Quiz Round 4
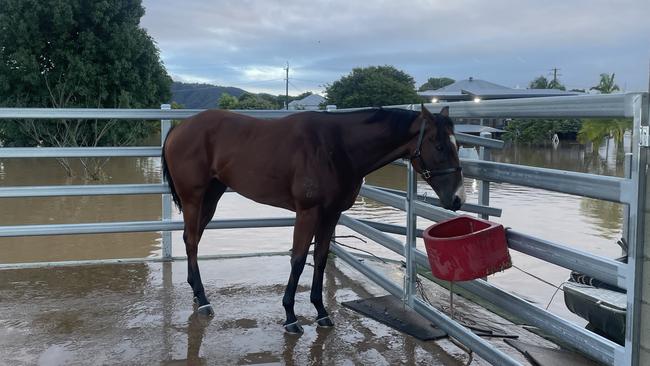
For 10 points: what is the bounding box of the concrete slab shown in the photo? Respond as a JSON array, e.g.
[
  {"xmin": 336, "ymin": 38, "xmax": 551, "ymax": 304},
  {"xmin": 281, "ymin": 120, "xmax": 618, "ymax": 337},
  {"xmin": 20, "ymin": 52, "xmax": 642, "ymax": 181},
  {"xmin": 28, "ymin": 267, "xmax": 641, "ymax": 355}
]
[
  {"xmin": 0, "ymin": 254, "xmax": 590, "ymax": 365},
  {"xmin": 0, "ymin": 255, "xmax": 467, "ymax": 365}
]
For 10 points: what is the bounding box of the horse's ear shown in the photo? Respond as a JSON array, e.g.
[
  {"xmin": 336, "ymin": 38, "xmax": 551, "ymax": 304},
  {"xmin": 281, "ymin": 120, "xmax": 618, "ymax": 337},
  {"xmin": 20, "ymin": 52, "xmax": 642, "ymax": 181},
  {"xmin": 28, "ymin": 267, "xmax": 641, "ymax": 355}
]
[
  {"xmin": 439, "ymin": 106, "xmax": 449, "ymax": 117},
  {"xmin": 420, "ymin": 103, "xmax": 433, "ymax": 118}
]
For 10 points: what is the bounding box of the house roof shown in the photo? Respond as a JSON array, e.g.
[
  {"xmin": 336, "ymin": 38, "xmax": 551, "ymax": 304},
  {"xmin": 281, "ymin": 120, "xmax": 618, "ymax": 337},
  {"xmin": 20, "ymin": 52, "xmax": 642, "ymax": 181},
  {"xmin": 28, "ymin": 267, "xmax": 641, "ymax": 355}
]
[
  {"xmin": 455, "ymin": 124, "xmax": 504, "ymax": 134},
  {"xmin": 288, "ymin": 94, "xmax": 325, "ymax": 107},
  {"xmin": 418, "ymin": 78, "xmax": 581, "ymax": 100}
]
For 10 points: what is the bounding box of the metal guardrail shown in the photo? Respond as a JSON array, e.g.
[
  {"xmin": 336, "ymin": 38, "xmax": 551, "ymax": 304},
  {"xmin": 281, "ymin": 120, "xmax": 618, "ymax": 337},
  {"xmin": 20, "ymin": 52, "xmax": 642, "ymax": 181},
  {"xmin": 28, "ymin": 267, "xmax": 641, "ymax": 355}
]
[
  {"xmin": 0, "ymin": 93, "xmax": 634, "ymax": 121},
  {"xmin": 461, "ymin": 159, "xmax": 628, "ymax": 203},
  {"xmin": 373, "ymin": 185, "xmax": 503, "ymax": 217},
  {"xmin": 0, "ymin": 218, "xmax": 295, "ymax": 237},
  {"xmin": 0, "ymin": 147, "xmax": 161, "ymax": 158},
  {"xmin": 0, "ymin": 93, "xmax": 646, "ymax": 365},
  {"xmin": 0, "ymin": 183, "xmax": 168, "ymax": 198}
]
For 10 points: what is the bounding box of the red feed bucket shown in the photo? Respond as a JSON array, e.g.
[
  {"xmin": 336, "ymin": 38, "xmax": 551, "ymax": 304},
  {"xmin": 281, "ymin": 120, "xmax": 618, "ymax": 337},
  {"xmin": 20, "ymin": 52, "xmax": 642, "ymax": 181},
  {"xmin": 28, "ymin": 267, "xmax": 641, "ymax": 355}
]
[{"xmin": 423, "ymin": 215, "xmax": 512, "ymax": 282}]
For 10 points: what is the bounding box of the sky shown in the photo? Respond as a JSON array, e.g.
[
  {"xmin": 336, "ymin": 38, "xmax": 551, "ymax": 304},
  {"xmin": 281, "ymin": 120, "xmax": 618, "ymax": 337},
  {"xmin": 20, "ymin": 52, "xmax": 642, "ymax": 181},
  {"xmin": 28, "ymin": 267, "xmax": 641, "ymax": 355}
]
[{"xmin": 141, "ymin": 0, "xmax": 650, "ymax": 96}]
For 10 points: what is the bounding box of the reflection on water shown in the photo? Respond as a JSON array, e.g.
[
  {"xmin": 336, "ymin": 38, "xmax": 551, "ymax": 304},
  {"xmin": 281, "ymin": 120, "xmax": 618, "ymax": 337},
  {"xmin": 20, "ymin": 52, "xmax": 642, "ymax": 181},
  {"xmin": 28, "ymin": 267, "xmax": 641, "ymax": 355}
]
[{"xmin": 0, "ymin": 141, "xmax": 625, "ymax": 322}]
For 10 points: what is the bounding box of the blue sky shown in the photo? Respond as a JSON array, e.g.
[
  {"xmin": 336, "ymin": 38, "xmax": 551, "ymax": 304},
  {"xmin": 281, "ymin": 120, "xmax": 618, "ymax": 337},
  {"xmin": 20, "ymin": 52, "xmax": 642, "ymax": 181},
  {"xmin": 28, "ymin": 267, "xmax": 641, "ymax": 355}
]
[{"xmin": 141, "ymin": 0, "xmax": 650, "ymax": 95}]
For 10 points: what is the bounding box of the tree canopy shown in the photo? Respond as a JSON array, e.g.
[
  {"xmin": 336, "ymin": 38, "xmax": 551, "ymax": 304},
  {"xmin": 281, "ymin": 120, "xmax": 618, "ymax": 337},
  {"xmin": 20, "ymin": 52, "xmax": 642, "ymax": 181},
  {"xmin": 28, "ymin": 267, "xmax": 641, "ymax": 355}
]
[
  {"xmin": 590, "ymin": 73, "xmax": 620, "ymax": 94},
  {"xmin": 217, "ymin": 91, "xmax": 314, "ymax": 110},
  {"xmin": 324, "ymin": 65, "xmax": 419, "ymax": 108},
  {"xmin": 0, "ymin": 0, "xmax": 172, "ymax": 178},
  {"xmin": 418, "ymin": 77, "xmax": 455, "ymax": 91},
  {"xmin": 528, "ymin": 75, "xmax": 565, "ymax": 90},
  {"xmin": 503, "ymin": 119, "xmax": 581, "ymax": 144},
  {"xmin": 579, "ymin": 72, "xmax": 628, "ymax": 155}
]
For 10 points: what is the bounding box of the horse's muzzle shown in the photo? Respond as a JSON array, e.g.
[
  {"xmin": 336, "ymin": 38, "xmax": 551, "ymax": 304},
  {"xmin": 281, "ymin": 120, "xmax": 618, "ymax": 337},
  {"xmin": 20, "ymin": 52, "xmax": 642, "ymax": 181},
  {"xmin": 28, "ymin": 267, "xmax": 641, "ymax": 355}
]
[{"xmin": 450, "ymin": 195, "xmax": 463, "ymax": 211}]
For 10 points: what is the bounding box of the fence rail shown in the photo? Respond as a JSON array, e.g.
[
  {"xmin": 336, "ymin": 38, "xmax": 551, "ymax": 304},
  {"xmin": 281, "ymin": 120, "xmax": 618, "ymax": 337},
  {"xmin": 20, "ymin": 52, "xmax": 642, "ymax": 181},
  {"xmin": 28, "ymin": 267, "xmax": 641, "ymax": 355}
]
[{"xmin": 462, "ymin": 159, "xmax": 628, "ymax": 203}]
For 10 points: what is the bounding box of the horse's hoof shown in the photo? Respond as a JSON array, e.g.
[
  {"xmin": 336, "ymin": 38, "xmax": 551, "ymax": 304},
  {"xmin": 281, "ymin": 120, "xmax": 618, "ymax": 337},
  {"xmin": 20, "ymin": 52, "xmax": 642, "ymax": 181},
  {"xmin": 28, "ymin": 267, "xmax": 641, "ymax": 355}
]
[
  {"xmin": 197, "ymin": 304, "xmax": 214, "ymax": 317},
  {"xmin": 284, "ymin": 321, "xmax": 304, "ymax": 334},
  {"xmin": 316, "ymin": 316, "xmax": 334, "ymax": 328}
]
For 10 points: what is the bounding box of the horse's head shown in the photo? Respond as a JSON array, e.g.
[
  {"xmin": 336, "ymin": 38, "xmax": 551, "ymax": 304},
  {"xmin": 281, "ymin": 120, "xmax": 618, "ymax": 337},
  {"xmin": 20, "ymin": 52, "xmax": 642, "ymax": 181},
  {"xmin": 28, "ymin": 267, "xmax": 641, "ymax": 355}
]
[{"xmin": 410, "ymin": 105, "xmax": 465, "ymax": 211}]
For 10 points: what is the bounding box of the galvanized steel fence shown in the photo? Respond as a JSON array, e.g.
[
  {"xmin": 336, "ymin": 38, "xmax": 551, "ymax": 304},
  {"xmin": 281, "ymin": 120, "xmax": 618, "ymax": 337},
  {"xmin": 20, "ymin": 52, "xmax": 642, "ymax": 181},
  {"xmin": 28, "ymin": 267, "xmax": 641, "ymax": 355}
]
[{"xmin": 0, "ymin": 92, "xmax": 647, "ymax": 365}]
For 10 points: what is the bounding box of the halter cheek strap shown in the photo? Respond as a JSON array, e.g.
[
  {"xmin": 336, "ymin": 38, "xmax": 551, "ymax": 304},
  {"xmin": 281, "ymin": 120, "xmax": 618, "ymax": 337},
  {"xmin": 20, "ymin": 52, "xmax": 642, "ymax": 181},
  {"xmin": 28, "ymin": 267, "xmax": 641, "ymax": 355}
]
[{"xmin": 410, "ymin": 117, "xmax": 462, "ymax": 180}]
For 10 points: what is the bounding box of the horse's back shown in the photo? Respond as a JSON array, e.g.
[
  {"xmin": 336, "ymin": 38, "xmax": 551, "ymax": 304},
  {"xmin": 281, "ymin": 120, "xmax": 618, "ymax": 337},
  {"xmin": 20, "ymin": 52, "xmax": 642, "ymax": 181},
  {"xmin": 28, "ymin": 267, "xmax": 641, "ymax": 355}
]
[{"xmin": 164, "ymin": 109, "xmax": 359, "ymax": 211}]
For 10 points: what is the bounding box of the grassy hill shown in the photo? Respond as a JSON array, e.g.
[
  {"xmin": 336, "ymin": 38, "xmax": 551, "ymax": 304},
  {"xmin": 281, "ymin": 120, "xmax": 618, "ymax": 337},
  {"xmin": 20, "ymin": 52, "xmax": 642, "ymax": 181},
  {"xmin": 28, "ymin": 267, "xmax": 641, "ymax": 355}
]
[{"xmin": 170, "ymin": 82, "xmax": 248, "ymax": 109}]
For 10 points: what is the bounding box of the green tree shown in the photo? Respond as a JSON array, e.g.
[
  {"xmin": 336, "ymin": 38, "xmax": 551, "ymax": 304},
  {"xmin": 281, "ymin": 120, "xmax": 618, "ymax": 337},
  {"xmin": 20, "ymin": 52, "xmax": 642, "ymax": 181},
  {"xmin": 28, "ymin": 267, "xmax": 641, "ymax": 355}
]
[
  {"xmin": 579, "ymin": 73, "xmax": 628, "ymax": 155},
  {"xmin": 548, "ymin": 79, "xmax": 566, "ymax": 91},
  {"xmin": 218, "ymin": 93, "xmax": 239, "ymax": 109},
  {"xmin": 418, "ymin": 77, "xmax": 455, "ymax": 91},
  {"xmin": 529, "ymin": 76, "xmax": 550, "ymax": 89},
  {"xmin": 237, "ymin": 93, "xmax": 276, "ymax": 110},
  {"xmin": 504, "ymin": 119, "xmax": 581, "ymax": 144},
  {"xmin": 529, "ymin": 75, "xmax": 565, "ymax": 90},
  {"xmin": 325, "ymin": 65, "xmax": 419, "ymax": 108},
  {"xmin": 590, "ymin": 73, "xmax": 620, "ymax": 94},
  {"xmin": 0, "ymin": 0, "xmax": 171, "ymax": 179}
]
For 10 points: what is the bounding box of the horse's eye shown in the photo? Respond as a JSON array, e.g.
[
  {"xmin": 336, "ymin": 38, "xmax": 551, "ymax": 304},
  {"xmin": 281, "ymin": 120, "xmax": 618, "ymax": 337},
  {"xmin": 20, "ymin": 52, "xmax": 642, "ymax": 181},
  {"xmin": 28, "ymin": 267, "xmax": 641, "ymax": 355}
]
[{"xmin": 435, "ymin": 144, "xmax": 444, "ymax": 152}]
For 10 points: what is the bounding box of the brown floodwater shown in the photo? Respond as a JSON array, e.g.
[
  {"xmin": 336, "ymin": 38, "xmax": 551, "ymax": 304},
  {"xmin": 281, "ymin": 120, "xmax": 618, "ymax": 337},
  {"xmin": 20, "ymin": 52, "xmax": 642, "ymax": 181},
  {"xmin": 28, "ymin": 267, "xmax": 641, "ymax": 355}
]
[{"xmin": 0, "ymin": 140, "xmax": 626, "ymax": 323}]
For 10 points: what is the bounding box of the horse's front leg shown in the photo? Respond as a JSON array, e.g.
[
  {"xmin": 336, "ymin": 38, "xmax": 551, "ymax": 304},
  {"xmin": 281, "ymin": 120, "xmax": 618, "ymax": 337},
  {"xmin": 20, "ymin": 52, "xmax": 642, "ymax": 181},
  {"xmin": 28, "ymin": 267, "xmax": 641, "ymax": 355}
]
[
  {"xmin": 282, "ymin": 207, "xmax": 319, "ymax": 334},
  {"xmin": 310, "ymin": 212, "xmax": 340, "ymax": 328}
]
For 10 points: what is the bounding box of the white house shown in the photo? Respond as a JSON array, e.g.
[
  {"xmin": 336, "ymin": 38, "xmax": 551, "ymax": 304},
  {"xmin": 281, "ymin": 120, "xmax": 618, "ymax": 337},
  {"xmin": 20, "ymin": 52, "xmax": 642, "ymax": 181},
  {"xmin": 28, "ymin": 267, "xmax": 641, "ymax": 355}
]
[{"xmin": 288, "ymin": 94, "xmax": 326, "ymax": 110}]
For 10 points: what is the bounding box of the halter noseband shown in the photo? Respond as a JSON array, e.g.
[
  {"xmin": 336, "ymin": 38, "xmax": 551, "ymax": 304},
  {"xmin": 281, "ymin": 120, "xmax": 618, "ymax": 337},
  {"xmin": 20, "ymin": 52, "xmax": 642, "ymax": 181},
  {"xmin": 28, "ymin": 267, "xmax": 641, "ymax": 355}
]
[{"xmin": 410, "ymin": 116, "xmax": 462, "ymax": 180}]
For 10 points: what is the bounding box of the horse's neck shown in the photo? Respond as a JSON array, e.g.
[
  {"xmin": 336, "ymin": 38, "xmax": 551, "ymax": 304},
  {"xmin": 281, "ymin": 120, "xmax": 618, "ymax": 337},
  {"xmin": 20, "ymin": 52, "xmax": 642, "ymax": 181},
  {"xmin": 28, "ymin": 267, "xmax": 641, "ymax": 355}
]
[{"xmin": 344, "ymin": 116, "xmax": 418, "ymax": 177}]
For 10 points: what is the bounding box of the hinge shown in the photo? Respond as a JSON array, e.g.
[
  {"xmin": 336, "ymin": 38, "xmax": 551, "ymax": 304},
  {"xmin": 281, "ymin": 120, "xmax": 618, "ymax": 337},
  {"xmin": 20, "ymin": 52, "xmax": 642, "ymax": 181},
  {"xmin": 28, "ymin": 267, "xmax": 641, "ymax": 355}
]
[{"xmin": 640, "ymin": 126, "xmax": 650, "ymax": 147}]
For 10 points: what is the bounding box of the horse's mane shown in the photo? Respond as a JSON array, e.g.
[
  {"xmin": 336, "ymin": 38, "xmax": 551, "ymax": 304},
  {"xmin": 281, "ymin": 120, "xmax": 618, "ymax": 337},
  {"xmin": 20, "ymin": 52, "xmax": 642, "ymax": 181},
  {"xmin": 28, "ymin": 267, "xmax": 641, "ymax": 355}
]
[
  {"xmin": 325, "ymin": 108, "xmax": 418, "ymax": 136},
  {"xmin": 323, "ymin": 107, "xmax": 453, "ymax": 138}
]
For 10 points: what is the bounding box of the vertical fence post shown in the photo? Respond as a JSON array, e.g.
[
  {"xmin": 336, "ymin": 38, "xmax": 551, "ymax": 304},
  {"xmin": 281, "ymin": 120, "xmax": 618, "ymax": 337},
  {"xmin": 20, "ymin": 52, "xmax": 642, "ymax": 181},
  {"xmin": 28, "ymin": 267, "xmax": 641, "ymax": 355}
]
[
  {"xmin": 404, "ymin": 161, "xmax": 417, "ymax": 308},
  {"xmin": 622, "ymin": 152, "xmax": 632, "ymax": 251},
  {"xmin": 624, "ymin": 92, "xmax": 649, "ymax": 366},
  {"xmin": 160, "ymin": 104, "xmax": 172, "ymax": 260},
  {"xmin": 478, "ymin": 131, "xmax": 491, "ymax": 220}
]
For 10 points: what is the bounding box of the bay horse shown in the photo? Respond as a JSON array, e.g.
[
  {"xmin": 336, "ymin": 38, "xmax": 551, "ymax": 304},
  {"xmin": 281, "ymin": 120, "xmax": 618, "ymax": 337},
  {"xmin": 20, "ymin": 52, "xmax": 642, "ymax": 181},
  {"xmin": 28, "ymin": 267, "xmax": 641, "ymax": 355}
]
[{"xmin": 161, "ymin": 104, "xmax": 465, "ymax": 334}]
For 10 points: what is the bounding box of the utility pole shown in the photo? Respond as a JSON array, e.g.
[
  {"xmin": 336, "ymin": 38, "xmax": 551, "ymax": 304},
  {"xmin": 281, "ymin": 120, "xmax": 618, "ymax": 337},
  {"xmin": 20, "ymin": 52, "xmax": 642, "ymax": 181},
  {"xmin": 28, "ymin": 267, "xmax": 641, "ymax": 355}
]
[
  {"xmin": 285, "ymin": 62, "xmax": 289, "ymax": 110},
  {"xmin": 549, "ymin": 67, "xmax": 561, "ymax": 88}
]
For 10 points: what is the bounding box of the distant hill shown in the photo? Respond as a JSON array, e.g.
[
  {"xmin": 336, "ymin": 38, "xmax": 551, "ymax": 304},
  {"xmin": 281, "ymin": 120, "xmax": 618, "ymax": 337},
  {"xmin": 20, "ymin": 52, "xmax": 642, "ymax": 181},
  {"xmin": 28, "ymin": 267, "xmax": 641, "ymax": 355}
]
[{"xmin": 170, "ymin": 82, "xmax": 248, "ymax": 109}]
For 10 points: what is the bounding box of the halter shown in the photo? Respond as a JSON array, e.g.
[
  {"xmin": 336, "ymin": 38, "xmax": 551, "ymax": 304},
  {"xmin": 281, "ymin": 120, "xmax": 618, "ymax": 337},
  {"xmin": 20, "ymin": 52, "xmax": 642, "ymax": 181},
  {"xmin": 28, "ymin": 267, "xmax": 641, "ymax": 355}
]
[{"xmin": 410, "ymin": 117, "xmax": 462, "ymax": 180}]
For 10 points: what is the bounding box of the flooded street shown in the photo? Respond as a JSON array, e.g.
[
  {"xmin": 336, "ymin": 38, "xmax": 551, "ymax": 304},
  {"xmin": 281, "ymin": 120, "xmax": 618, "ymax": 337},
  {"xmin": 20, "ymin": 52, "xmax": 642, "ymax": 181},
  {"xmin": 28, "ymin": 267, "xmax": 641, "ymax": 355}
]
[{"xmin": 0, "ymin": 140, "xmax": 626, "ymax": 323}]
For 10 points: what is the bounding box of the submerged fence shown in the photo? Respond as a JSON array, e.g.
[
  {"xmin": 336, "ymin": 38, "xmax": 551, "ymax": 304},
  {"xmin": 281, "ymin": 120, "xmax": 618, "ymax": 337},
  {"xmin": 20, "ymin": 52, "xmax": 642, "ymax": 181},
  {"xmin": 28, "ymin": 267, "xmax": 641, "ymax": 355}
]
[{"xmin": 0, "ymin": 92, "xmax": 648, "ymax": 365}]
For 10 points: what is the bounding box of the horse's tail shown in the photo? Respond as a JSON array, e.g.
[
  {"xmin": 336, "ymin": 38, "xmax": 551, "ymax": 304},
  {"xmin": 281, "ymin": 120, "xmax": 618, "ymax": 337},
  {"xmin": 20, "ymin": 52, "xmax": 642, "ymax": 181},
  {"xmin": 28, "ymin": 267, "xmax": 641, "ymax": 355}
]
[{"xmin": 161, "ymin": 126, "xmax": 183, "ymax": 212}]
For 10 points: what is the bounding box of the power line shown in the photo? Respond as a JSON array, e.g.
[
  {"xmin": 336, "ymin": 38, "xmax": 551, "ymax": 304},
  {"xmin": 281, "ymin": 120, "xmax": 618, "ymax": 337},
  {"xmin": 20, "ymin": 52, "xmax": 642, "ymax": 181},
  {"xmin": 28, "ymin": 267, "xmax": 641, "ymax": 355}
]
[
  {"xmin": 288, "ymin": 80, "xmax": 304, "ymax": 94},
  {"xmin": 284, "ymin": 62, "xmax": 289, "ymax": 110}
]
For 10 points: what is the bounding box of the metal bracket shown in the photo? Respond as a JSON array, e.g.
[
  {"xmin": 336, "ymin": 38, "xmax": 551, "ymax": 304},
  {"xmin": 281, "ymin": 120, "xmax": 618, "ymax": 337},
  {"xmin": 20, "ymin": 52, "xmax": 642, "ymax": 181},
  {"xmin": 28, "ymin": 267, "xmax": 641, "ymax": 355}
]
[{"xmin": 640, "ymin": 126, "xmax": 650, "ymax": 147}]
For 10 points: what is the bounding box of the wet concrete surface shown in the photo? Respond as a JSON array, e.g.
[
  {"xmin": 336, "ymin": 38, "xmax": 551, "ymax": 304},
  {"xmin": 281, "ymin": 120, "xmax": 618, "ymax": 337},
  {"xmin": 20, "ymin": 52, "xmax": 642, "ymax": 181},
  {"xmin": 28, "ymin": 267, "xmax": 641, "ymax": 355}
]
[
  {"xmin": 0, "ymin": 254, "xmax": 586, "ymax": 365},
  {"xmin": 0, "ymin": 255, "xmax": 475, "ymax": 365}
]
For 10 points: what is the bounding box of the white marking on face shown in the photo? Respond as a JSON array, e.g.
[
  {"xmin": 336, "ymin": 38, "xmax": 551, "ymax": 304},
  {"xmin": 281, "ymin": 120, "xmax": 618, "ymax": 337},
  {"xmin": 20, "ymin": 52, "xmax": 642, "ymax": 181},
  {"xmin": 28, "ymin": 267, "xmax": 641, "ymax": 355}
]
[
  {"xmin": 455, "ymin": 174, "xmax": 466, "ymax": 204},
  {"xmin": 449, "ymin": 134, "xmax": 457, "ymax": 148}
]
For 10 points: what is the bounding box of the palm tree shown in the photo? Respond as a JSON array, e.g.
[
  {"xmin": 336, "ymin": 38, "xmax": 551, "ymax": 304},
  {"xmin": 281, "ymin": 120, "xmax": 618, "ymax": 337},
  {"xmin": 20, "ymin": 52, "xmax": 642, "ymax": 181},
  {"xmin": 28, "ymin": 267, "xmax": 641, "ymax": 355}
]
[
  {"xmin": 579, "ymin": 73, "xmax": 628, "ymax": 158},
  {"xmin": 578, "ymin": 119, "xmax": 631, "ymax": 151},
  {"xmin": 590, "ymin": 73, "xmax": 620, "ymax": 94}
]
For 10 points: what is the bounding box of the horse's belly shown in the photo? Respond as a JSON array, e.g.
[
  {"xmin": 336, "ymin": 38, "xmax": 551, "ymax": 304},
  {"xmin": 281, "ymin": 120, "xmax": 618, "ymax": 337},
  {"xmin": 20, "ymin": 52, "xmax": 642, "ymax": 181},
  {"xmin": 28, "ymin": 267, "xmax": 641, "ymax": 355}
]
[{"xmin": 227, "ymin": 180, "xmax": 296, "ymax": 212}]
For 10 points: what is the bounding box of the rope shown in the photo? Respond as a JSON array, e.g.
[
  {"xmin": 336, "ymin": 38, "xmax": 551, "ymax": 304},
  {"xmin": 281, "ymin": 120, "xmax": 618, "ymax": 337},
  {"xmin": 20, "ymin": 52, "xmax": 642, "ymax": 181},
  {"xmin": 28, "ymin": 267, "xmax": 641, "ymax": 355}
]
[
  {"xmin": 311, "ymin": 235, "xmax": 389, "ymax": 264},
  {"xmin": 510, "ymin": 264, "xmax": 567, "ymax": 310}
]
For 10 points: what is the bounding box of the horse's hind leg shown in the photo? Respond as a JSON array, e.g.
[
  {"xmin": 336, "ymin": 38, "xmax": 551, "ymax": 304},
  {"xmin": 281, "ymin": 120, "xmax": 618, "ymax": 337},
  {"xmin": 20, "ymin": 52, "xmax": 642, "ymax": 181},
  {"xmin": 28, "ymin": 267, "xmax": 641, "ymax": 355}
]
[
  {"xmin": 282, "ymin": 207, "xmax": 319, "ymax": 334},
  {"xmin": 310, "ymin": 211, "xmax": 340, "ymax": 327},
  {"xmin": 184, "ymin": 180, "xmax": 227, "ymax": 316}
]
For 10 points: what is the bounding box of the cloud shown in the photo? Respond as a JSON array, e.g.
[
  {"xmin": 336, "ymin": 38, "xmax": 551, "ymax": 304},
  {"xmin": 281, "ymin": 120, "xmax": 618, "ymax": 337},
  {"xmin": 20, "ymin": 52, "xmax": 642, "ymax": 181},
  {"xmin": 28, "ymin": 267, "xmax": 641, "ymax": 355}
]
[{"xmin": 142, "ymin": 0, "xmax": 650, "ymax": 94}]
